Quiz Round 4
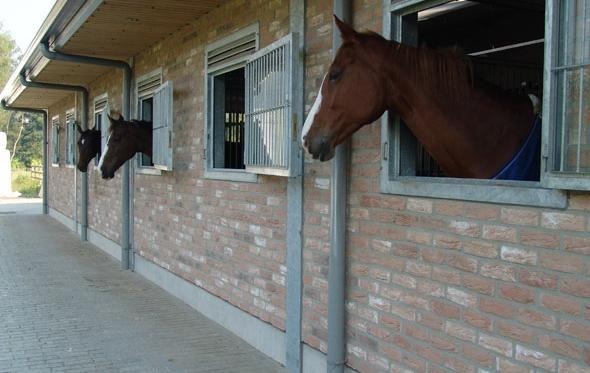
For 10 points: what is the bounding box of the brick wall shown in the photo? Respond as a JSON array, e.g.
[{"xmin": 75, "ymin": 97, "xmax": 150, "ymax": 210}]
[
  {"xmin": 47, "ymin": 94, "xmax": 78, "ymax": 219},
  {"xmin": 131, "ymin": 0, "xmax": 291, "ymax": 329},
  {"xmin": 43, "ymin": 0, "xmax": 590, "ymax": 372},
  {"xmin": 301, "ymin": 1, "xmax": 590, "ymax": 372}
]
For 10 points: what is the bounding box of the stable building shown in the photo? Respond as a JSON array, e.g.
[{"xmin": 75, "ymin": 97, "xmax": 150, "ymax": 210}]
[{"xmin": 1, "ymin": 0, "xmax": 589, "ymax": 372}]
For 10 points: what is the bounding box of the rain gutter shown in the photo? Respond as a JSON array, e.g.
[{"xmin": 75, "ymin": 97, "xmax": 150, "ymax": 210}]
[
  {"xmin": 0, "ymin": 100, "xmax": 48, "ymax": 215},
  {"xmin": 39, "ymin": 40, "xmax": 133, "ymax": 270},
  {"xmin": 327, "ymin": 0, "xmax": 352, "ymax": 372}
]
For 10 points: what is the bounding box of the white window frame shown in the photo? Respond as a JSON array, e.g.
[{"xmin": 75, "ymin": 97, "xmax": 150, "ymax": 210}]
[
  {"xmin": 135, "ymin": 68, "xmax": 162, "ymax": 176},
  {"xmin": 380, "ymin": 0, "xmax": 566, "ymax": 208},
  {"xmin": 93, "ymin": 93, "xmax": 108, "ymax": 170},
  {"xmin": 51, "ymin": 115, "xmax": 60, "ymax": 167},
  {"xmin": 65, "ymin": 108, "xmax": 76, "ymax": 167},
  {"xmin": 204, "ymin": 23, "xmax": 259, "ymax": 183}
]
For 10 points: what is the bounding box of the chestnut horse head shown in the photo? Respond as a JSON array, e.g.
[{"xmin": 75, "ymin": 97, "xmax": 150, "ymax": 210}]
[
  {"xmin": 302, "ymin": 16, "xmax": 538, "ymax": 180},
  {"xmin": 98, "ymin": 113, "xmax": 152, "ymax": 179},
  {"xmin": 76, "ymin": 125, "xmax": 101, "ymax": 172}
]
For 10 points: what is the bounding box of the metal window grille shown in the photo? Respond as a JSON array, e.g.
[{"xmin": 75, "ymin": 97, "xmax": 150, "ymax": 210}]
[
  {"xmin": 51, "ymin": 116, "xmax": 60, "ymax": 165},
  {"xmin": 136, "ymin": 71, "xmax": 161, "ymax": 168},
  {"xmin": 65, "ymin": 111, "xmax": 75, "ymax": 165},
  {"xmin": 552, "ymin": 0, "xmax": 590, "ymax": 174},
  {"xmin": 153, "ymin": 81, "xmax": 173, "ymax": 171},
  {"xmin": 244, "ymin": 33, "xmax": 296, "ymax": 176}
]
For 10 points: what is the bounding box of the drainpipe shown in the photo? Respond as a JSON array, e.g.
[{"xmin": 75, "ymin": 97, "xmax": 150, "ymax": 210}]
[
  {"xmin": 18, "ymin": 71, "xmax": 88, "ymax": 239},
  {"xmin": 0, "ymin": 99, "xmax": 48, "ymax": 214},
  {"xmin": 327, "ymin": 1, "xmax": 351, "ymax": 372},
  {"xmin": 39, "ymin": 41, "xmax": 132, "ymax": 270}
]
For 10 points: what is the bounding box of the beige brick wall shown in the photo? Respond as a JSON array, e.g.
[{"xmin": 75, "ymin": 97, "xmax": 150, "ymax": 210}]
[
  {"xmin": 44, "ymin": 0, "xmax": 590, "ymax": 372},
  {"xmin": 47, "ymin": 94, "xmax": 78, "ymax": 219}
]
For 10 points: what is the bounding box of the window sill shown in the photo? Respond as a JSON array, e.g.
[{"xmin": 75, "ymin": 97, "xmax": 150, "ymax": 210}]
[
  {"xmin": 51, "ymin": 163, "xmax": 59, "ymax": 168},
  {"xmin": 65, "ymin": 164, "xmax": 75, "ymax": 169},
  {"xmin": 380, "ymin": 176, "xmax": 567, "ymax": 209},
  {"xmin": 135, "ymin": 167, "xmax": 162, "ymax": 176},
  {"xmin": 204, "ymin": 169, "xmax": 258, "ymax": 183}
]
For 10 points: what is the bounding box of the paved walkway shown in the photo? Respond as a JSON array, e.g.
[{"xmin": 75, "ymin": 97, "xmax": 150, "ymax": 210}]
[
  {"xmin": 0, "ymin": 198, "xmax": 42, "ymax": 215},
  {"xmin": 0, "ymin": 214, "xmax": 284, "ymax": 373}
]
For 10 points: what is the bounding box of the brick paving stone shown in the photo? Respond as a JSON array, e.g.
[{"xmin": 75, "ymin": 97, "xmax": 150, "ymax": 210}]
[{"xmin": 0, "ymin": 215, "xmax": 284, "ymax": 373}]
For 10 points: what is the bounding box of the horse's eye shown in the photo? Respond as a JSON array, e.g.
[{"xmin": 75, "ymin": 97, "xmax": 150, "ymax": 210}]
[{"xmin": 328, "ymin": 69, "xmax": 342, "ymax": 81}]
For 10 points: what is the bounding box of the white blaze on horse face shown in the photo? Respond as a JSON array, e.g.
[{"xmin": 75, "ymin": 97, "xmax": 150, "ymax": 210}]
[
  {"xmin": 301, "ymin": 75, "xmax": 326, "ymax": 148},
  {"xmin": 97, "ymin": 134, "xmax": 110, "ymax": 169},
  {"xmin": 81, "ymin": 139, "xmax": 86, "ymax": 145}
]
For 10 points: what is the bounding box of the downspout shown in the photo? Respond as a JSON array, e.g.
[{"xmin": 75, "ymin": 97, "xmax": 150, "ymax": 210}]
[
  {"xmin": 0, "ymin": 99, "xmax": 48, "ymax": 214},
  {"xmin": 18, "ymin": 71, "xmax": 88, "ymax": 239},
  {"xmin": 327, "ymin": 1, "xmax": 351, "ymax": 372},
  {"xmin": 39, "ymin": 41, "xmax": 132, "ymax": 270}
]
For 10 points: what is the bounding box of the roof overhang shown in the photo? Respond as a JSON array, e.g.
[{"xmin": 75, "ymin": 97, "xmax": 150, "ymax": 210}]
[{"xmin": 2, "ymin": 0, "xmax": 226, "ymax": 109}]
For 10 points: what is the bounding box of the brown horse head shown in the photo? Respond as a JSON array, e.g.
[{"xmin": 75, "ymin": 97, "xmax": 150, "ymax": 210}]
[
  {"xmin": 99, "ymin": 113, "xmax": 152, "ymax": 179},
  {"xmin": 76, "ymin": 125, "xmax": 101, "ymax": 172},
  {"xmin": 302, "ymin": 16, "xmax": 388, "ymax": 161}
]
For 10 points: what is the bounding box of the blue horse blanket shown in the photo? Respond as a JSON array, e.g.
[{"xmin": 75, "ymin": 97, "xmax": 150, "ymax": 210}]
[{"xmin": 493, "ymin": 115, "xmax": 541, "ymax": 181}]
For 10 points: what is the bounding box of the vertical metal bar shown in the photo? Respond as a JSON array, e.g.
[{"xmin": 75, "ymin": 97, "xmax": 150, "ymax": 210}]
[{"xmin": 576, "ymin": 0, "xmax": 587, "ymax": 172}]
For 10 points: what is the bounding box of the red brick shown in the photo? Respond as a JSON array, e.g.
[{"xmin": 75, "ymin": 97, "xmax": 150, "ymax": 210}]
[
  {"xmin": 379, "ymin": 314, "xmax": 401, "ymax": 332},
  {"xmin": 447, "ymin": 287, "xmax": 477, "ymax": 307},
  {"xmin": 540, "ymin": 251, "xmax": 585, "ymax": 273},
  {"xmin": 445, "ymin": 321, "xmax": 476, "ymax": 342},
  {"xmin": 499, "ymin": 284, "xmax": 535, "ymax": 303},
  {"xmin": 561, "ymin": 278, "xmax": 590, "ymax": 298},
  {"xmin": 539, "ymin": 335, "xmax": 582, "ymax": 360},
  {"xmin": 420, "ymin": 247, "xmax": 446, "ymax": 264},
  {"xmin": 449, "ymin": 220, "xmax": 480, "ymax": 237},
  {"xmin": 430, "ymin": 333, "xmax": 456, "ymax": 352},
  {"xmin": 462, "ymin": 344, "xmax": 494, "ymax": 367},
  {"xmin": 563, "ymin": 235, "xmax": 590, "ymax": 255},
  {"xmin": 497, "ymin": 358, "xmax": 531, "ymax": 373},
  {"xmin": 416, "ymin": 280, "xmax": 445, "ymax": 298},
  {"xmin": 483, "ymin": 224, "xmax": 517, "ymax": 242},
  {"xmin": 480, "ymin": 263, "xmax": 516, "ymax": 281},
  {"xmin": 415, "ymin": 345, "xmax": 444, "ymax": 365},
  {"xmin": 462, "ymin": 274, "xmax": 495, "ymax": 295},
  {"xmin": 406, "ymin": 230, "xmax": 432, "ymax": 245},
  {"xmin": 464, "ymin": 204, "xmax": 499, "ymax": 220},
  {"xmin": 519, "ymin": 269, "xmax": 558, "ymax": 289},
  {"xmin": 541, "ymin": 212, "xmax": 586, "ymax": 231},
  {"xmin": 541, "ymin": 294, "xmax": 581, "ymax": 316},
  {"xmin": 431, "ymin": 300, "xmax": 461, "ymax": 319},
  {"xmin": 500, "ymin": 207, "xmax": 539, "ymax": 225},
  {"xmin": 444, "ymin": 355, "xmax": 475, "ymax": 372},
  {"xmin": 433, "ymin": 234, "xmax": 461, "ymax": 250},
  {"xmin": 432, "ymin": 266, "xmax": 461, "ymax": 285},
  {"xmin": 497, "ymin": 321, "xmax": 535, "ymax": 343},
  {"xmin": 446, "ymin": 253, "xmax": 478, "ymax": 273},
  {"xmin": 515, "ymin": 345, "xmax": 556, "ymax": 371},
  {"xmin": 516, "ymin": 308, "xmax": 557, "ymax": 330},
  {"xmin": 480, "ymin": 297, "xmax": 516, "ymax": 318},
  {"xmin": 434, "ymin": 200, "xmax": 464, "ymax": 216},
  {"xmin": 406, "ymin": 198, "xmax": 433, "ymax": 213},
  {"xmin": 500, "ymin": 246, "xmax": 537, "ymax": 265},
  {"xmin": 463, "ymin": 309, "xmax": 492, "ymax": 331},
  {"xmin": 417, "ymin": 312, "xmax": 444, "ymax": 331},
  {"xmin": 479, "ymin": 333, "xmax": 513, "ymax": 357},
  {"xmin": 463, "ymin": 239, "xmax": 498, "ymax": 258},
  {"xmin": 519, "ymin": 229, "xmax": 560, "ymax": 249},
  {"xmin": 561, "ymin": 320, "xmax": 590, "ymax": 342},
  {"xmin": 405, "ymin": 260, "xmax": 431, "ymax": 278}
]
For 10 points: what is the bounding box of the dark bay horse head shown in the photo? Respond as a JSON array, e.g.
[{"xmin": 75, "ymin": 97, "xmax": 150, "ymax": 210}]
[
  {"xmin": 302, "ymin": 16, "xmax": 537, "ymax": 180},
  {"xmin": 302, "ymin": 16, "xmax": 388, "ymax": 161},
  {"xmin": 98, "ymin": 113, "xmax": 152, "ymax": 179},
  {"xmin": 76, "ymin": 125, "xmax": 101, "ymax": 172}
]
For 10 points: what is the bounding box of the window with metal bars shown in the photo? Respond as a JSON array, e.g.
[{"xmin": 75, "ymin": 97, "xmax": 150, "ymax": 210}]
[
  {"xmin": 205, "ymin": 25, "xmax": 257, "ymax": 177},
  {"xmin": 136, "ymin": 70, "xmax": 162, "ymax": 168},
  {"xmin": 65, "ymin": 110, "xmax": 76, "ymax": 165},
  {"xmin": 51, "ymin": 115, "xmax": 60, "ymax": 165}
]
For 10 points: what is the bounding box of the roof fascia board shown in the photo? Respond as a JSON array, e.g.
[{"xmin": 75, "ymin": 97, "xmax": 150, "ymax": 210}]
[{"xmin": 53, "ymin": 0, "xmax": 104, "ymax": 49}]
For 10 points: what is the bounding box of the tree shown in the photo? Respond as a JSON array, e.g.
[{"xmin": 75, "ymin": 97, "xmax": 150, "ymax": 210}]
[{"xmin": 0, "ymin": 23, "xmax": 43, "ymax": 168}]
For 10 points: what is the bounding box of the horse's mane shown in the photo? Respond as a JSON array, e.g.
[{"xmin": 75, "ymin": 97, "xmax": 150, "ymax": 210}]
[
  {"xmin": 109, "ymin": 119, "xmax": 152, "ymax": 133},
  {"xmin": 359, "ymin": 31, "xmax": 474, "ymax": 100}
]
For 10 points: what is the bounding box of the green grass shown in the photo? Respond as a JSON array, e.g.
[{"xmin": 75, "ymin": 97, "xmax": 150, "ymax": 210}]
[{"xmin": 11, "ymin": 171, "xmax": 41, "ymax": 198}]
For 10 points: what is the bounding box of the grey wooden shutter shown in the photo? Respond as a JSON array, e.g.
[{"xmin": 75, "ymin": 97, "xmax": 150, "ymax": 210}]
[
  {"xmin": 51, "ymin": 117, "xmax": 60, "ymax": 165},
  {"xmin": 101, "ymin": 107, "xmax": 108, "ymax": 154},
  {"xmin": 244, "ymin": 33, "xmax": 298, "ymax": 177},
  {"xmin": 152, "ymin": 81, "xmax": 173, "ymax": 171}
]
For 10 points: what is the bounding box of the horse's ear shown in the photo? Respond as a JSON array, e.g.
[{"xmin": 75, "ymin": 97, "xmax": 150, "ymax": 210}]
[
  {"xmin": 334, "ymin": 15, "xmax": 358, "ymax": 43},
  {"xmin": 76, "ymin": 124, "xmax": 84, "ymax": 134}
]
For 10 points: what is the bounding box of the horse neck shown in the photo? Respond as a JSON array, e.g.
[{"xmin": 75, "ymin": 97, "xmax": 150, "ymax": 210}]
[
  {"xmin": 379, "ymin": 42, "xmax": 535, "ymax": 178},
  {"xmin": 134, "ymin": 124, "xmax": 152, "ymax": 157}
]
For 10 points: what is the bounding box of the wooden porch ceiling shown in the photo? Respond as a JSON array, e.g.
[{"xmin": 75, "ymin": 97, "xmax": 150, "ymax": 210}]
[{"xmin": 12, "ymin": 0, "xmax": 226, "ymax": 108}]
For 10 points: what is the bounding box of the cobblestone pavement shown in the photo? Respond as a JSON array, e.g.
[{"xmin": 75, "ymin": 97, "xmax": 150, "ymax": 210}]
[{"xmin": 0, "ymin": 215, "xmax": 284, "ymax": 373}]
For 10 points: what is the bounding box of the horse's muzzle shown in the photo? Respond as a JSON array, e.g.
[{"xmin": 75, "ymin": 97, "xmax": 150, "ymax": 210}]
[
  {"xmin": 305, "ymin": 135, "xmax": 334, "ymax": 162},
  {"xmin": 101, "ymin": 169, "xmax": 115, "ymax": 179}
]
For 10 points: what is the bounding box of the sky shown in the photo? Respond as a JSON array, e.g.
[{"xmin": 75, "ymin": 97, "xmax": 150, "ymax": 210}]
[{"xmin": 0, "ymin": 0, "xmax": 56, "ymax": 52}]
